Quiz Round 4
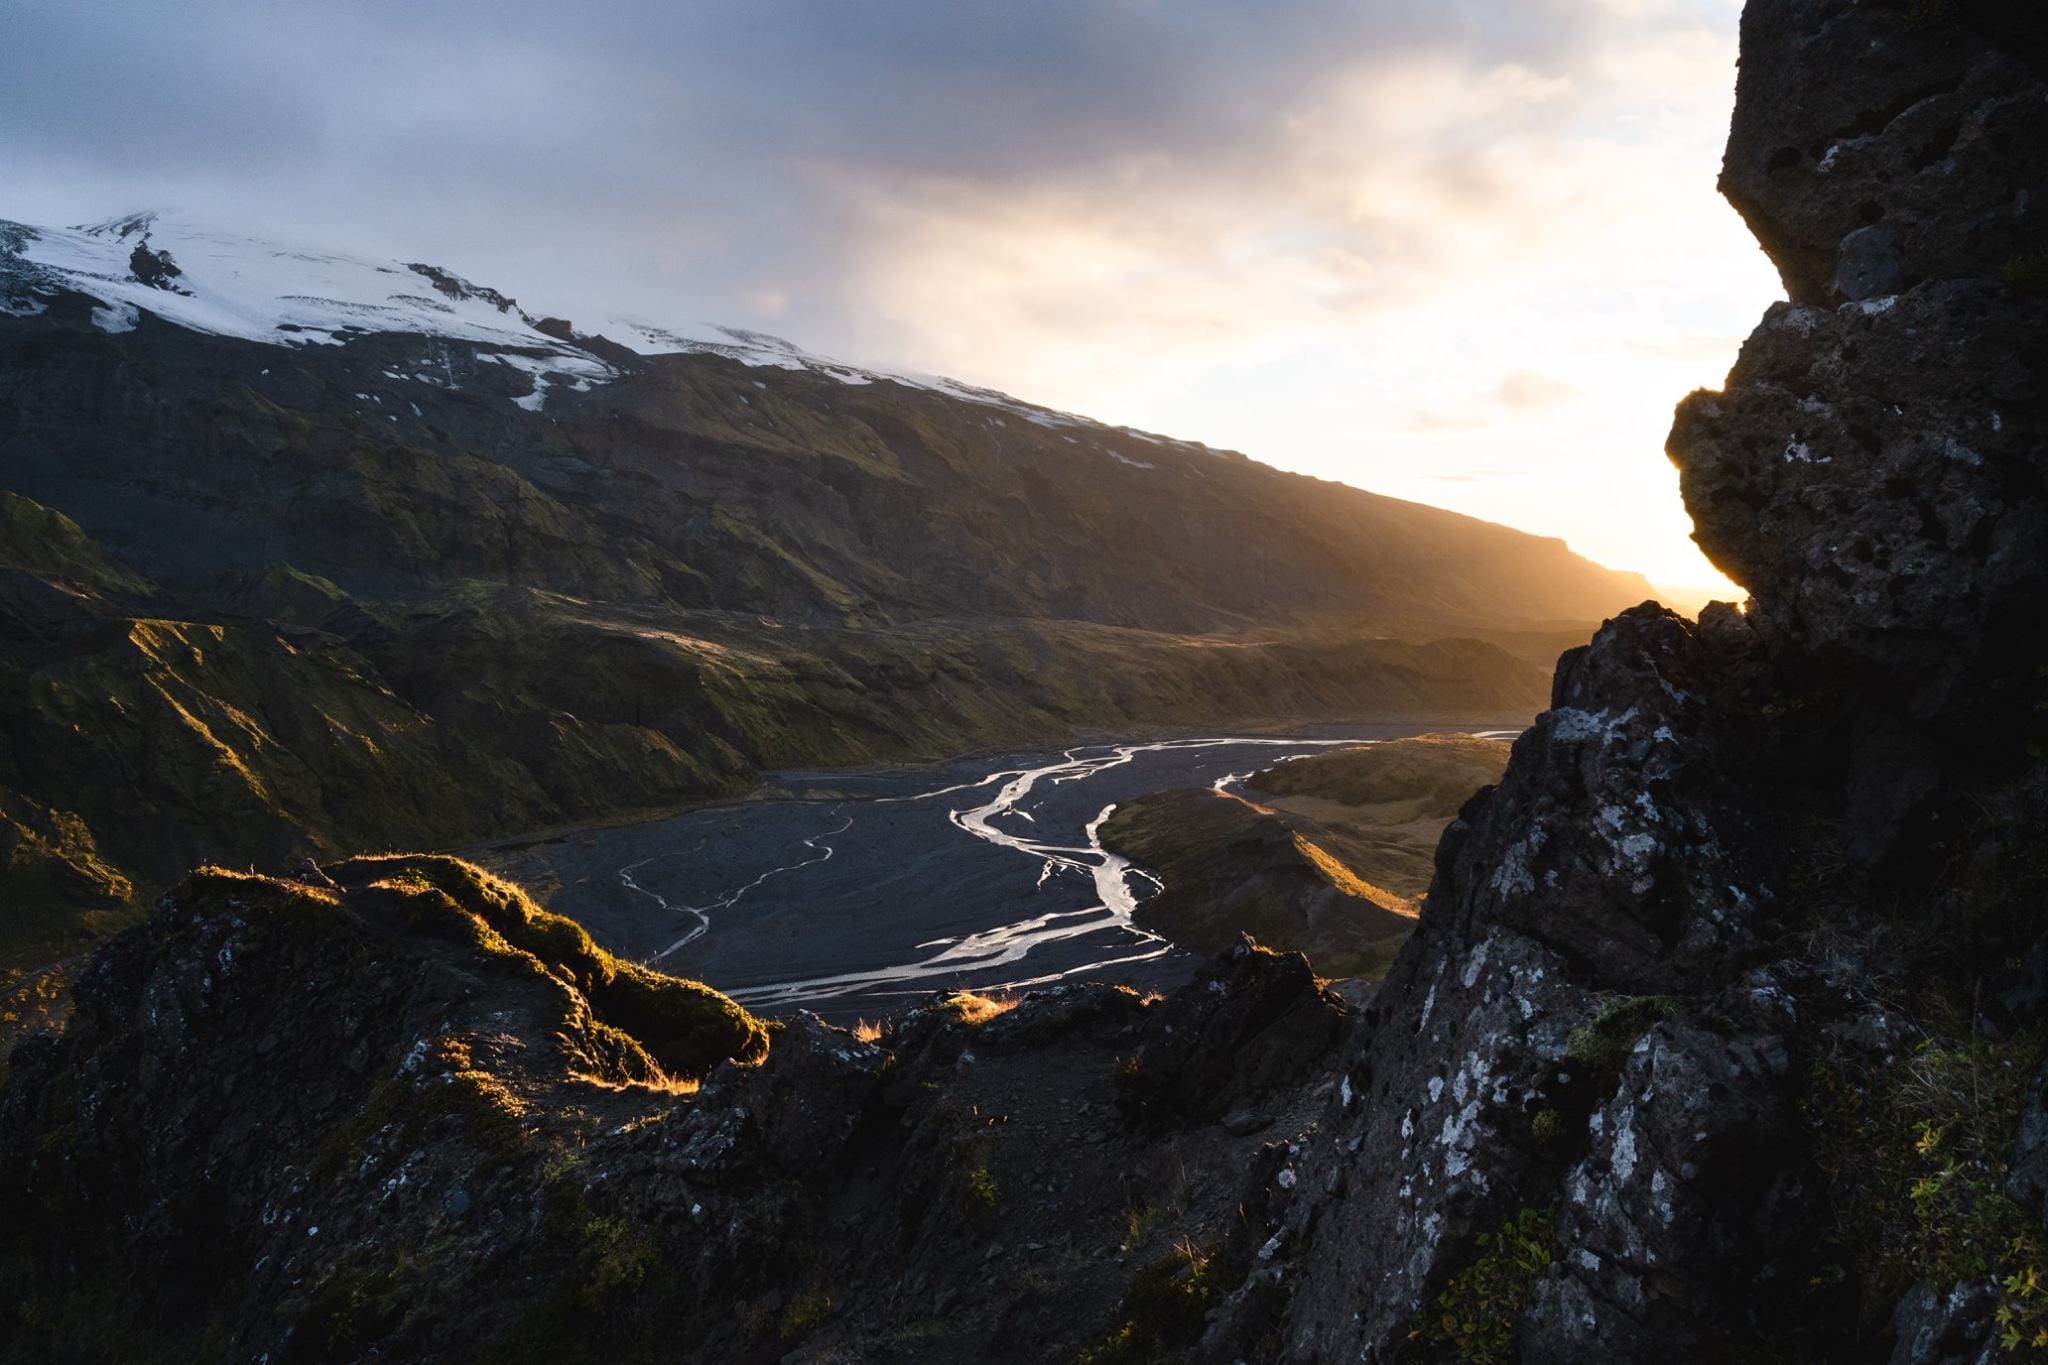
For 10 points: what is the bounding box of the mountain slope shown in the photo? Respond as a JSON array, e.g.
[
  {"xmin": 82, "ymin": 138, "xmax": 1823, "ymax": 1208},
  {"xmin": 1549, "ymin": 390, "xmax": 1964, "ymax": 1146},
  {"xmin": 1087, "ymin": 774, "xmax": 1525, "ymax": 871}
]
[
  {"xmin": 0, "ymin": 211, "xmax": 1649, "ymax": 632},
  {"xmin": 0, "ymin": 211, "xmax": 1650, "ymax": 975}
]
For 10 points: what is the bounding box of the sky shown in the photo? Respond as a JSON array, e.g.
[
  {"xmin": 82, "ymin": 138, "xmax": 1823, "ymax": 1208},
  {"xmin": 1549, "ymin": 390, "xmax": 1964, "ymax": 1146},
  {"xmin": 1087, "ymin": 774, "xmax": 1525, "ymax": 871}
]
[{"xmin": 1, "ymin": 0, "xmax": 1781, "ymax": 599}]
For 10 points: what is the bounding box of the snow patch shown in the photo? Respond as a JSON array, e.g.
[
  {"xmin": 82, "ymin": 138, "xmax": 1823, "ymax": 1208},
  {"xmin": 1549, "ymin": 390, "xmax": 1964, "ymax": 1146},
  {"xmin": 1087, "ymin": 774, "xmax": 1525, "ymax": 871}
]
[
  {"xmin": 92, "ymin": 300, "xmax": 139, "ymax": 333},
  {"xmin": 1, "ymin": 210, "xmax": 1251, "ymax": 455}
]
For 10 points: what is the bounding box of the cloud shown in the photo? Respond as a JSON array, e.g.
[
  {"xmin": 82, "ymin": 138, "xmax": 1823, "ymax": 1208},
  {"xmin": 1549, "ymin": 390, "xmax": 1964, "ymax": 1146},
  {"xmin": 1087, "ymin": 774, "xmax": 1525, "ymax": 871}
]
[
  {"xmin": 0, "ymin": 0, "xmax": 1771, "ymax": 588},
  {"xmin": 1497, "ymin": 370, "xmax": 1582, "ymax": 410},
  {"xmin": 1406, "ymin": 412, "xmax": 1494, "ymax": 435},
  {"xmin": 0, "ymin": 1, "xmax": 1730, "ymax": 342}
]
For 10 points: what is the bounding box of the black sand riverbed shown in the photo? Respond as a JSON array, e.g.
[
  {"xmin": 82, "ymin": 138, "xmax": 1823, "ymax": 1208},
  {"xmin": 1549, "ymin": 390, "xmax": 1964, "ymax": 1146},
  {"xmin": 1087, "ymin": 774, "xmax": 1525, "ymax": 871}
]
[{"xmin": 476, "ymin": 724, "xmax": 1513, "ymax": 1021}]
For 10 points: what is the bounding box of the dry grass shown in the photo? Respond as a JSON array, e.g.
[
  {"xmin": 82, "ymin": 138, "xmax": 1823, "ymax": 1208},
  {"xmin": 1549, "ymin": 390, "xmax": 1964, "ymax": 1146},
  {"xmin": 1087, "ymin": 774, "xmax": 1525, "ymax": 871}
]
[
  {"xmin": 572, "ymin": 1069, "xmax": 701, "ymax": 1098},
  {"xmin": 935, "ymin": 991, "xmax": 1020, "ymax": 1026},
  {"xmin": 1291, "ymin": 833, "xmax": 1417, "ymax": 914}
]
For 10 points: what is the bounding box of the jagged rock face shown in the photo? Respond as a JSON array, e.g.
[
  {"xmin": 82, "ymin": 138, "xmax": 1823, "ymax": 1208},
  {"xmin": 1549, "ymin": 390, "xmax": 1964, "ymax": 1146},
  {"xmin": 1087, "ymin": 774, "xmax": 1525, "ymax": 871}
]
[
  {"xmin": 1117, "ymin": 937, "xmax": 1348, "ymax": 1125},
  {"xmin": 1192, "ymin": 5, "xmax": 2048, "ymax": 1361},
  {"xmin": 1425, "ymin": 605, "xmax": 1776, "ymax": 991},
  {"xmin": 1680, "ymin": 0, "xmax": 2048, "ymax": 737},
  {"xmin": 1671, "ymin": 279, "xmax": 2047, "ymax": 751},
  {"xmin": 1672, "ymin": 282, "xmax": 2045, "ymax": 729},
  {"xmin": 1197, "ymin": 608, "xmax": 1799, "ymax": 1361},
  {"xmin": 1719, "ymin": 0, "xmax": 2047, "ymax": 307}
]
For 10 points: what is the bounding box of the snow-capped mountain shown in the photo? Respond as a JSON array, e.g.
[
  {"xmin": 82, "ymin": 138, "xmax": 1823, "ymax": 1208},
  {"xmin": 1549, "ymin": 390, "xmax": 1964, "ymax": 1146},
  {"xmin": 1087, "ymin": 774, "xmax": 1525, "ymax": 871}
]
[{"xmin": 0, "ymin": 210, "xmax": 1118, "ymax": 429}]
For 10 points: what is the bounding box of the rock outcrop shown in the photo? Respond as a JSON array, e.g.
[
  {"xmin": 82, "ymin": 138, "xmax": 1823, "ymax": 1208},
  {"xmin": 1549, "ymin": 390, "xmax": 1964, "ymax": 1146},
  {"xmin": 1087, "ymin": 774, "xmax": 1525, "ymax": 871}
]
[
  {"xmin": 1189, "ymin": 3, "xmax": 2048, "ymax": 1361},
  {"xmin": 0, "ymin": 860, "xmax": 1353, "ymax": 1362}
]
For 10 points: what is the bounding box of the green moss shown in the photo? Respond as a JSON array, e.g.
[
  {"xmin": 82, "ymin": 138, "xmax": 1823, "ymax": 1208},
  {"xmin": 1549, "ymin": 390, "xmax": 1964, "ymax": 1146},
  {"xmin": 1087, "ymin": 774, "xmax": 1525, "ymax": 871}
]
[
  {"xmin": 1078, "ymin": 1240, "xmax": 1217, "ymax": 1365},
  {"xmin": 1421, "ymin": 1207, "xmax": 1557, "ymax": 1365},
  {"xmin": 337, "ymin": 855, "xmax": 770, "ymax": 1080},
  {"xmin": 312, "ymin": 1042, "xmax": 528, "ymax": 1181},
  {"xmin": 0, "ymin": 492, "xmax": 152, "ymax": 596},
  {"xmin": 300, "ymin": 1251, "xmax": 418, "ymax": 1359},
  {"xmin": 1565, "ymin": 995, "xmax": 1681, "ymax": 1080}
]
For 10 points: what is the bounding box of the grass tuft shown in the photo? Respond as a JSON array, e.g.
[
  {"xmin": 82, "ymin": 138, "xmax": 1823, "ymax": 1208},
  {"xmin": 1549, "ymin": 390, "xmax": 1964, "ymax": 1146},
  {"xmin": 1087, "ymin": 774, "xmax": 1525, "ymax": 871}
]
[{"xmin": 934, "ymin": 990, "xmax": 1019, "ymax": 1027}]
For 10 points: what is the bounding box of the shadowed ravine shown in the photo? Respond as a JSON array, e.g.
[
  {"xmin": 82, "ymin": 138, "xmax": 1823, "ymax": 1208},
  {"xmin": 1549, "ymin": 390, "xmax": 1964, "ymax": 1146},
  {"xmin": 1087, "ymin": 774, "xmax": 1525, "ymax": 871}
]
[{"xmin": 481, "ymin": 727, "xmax": 1510, "ymax": 1017}]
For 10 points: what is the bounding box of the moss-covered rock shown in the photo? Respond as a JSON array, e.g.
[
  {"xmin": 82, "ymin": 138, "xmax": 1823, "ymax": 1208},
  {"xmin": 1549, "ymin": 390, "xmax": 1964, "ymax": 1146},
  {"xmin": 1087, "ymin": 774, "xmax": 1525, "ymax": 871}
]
[
  {"xmin": 330, "ymin": 854, "xmax": 771, "ymax": 1079},
  {"xmin": 0, "ymin": 856, "xmax": 783, "ymax": 1362}
]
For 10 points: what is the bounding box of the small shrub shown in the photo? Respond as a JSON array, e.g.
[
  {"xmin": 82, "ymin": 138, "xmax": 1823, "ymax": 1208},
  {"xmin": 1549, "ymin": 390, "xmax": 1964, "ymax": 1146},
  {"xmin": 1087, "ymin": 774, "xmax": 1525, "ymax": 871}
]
[
  {"xmin": 1078, "ymin": 1239, "xmax": 1216, "ymax": 1364},
  {"xmin": 582, "ymin": 1214, "xmax": 657, "ymax": 1302},
  {"xmin": 1122, "ymin": 1201, "xmax": 1167, "ymax": 1252},
  {"xmin": 960, "ymin": 1151, "xmax": 999, "ymax": 1220},
  {"xmin": 781, "ymin": 1289, "xmax": 834, "ymax": 1344},
  {"xmin": 1806, "ymin": 1030, "xmax": 2048, "ymax": 1339},
  {"xmin": 1999, "ymin": 1249, "xmax": 2048, "ymax": 1355},
  {"xmin": 1420, "ymin": 1207, "xmax": 1557, "ymax": 1365}
]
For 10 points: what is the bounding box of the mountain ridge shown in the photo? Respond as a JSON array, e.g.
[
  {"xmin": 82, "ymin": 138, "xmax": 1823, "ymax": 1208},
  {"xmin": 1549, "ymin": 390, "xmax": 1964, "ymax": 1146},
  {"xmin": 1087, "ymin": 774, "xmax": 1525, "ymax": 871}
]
[{"xmin": 0, "ymin": 206, "xmax": 1654, "ymax": 607}]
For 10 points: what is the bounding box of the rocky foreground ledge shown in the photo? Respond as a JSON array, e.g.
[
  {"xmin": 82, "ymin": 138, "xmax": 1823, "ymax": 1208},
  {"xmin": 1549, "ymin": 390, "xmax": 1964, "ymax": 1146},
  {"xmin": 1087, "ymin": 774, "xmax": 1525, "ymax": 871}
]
[{"xmin": 0, "ymin": 856, "xmax": 1349, "ymax": 1361}]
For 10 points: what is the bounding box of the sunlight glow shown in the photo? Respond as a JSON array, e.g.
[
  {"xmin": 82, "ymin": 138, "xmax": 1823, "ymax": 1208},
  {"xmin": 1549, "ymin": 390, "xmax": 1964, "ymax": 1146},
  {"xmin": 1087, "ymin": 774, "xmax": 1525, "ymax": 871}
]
[{"xmin": 825, "ymin": 3, "xmax": 1773, "ymax": 595}]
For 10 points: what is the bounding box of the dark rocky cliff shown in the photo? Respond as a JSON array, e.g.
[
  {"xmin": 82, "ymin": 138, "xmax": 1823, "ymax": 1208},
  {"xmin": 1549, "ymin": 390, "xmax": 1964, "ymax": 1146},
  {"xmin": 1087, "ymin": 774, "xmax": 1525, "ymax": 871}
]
[{"xmin": 1192, "ymin": 3, "xmax": 2048, "ymax": 1359}]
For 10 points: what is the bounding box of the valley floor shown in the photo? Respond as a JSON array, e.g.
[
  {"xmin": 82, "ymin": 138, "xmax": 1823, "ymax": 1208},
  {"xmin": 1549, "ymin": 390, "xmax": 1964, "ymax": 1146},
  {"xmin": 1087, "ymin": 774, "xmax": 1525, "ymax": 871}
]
[{"xmin": 473, "ymin": 723, "xmax": 1519, "ymax": 1021}]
